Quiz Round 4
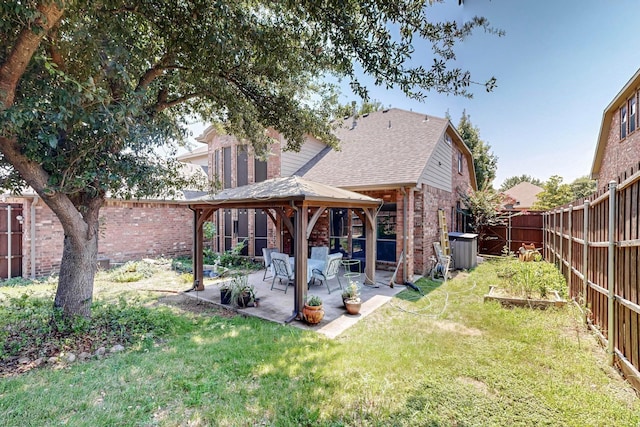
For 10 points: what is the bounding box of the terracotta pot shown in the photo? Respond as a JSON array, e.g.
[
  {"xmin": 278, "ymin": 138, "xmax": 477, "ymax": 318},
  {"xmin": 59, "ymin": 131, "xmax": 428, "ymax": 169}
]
[
  {"xmin": 344, "ymin": 299, "xmax": 361, "ymax": 315},
  {"xmin": 303, "ymin": 304, "xmax": 324, "ymax": 324}
]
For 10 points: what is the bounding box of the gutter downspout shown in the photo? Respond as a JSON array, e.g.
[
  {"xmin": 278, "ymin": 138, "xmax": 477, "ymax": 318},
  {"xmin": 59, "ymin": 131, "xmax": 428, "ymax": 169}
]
[{"xmin": 31, "ymin": 195, "xmax": 39, "ymax": 279}]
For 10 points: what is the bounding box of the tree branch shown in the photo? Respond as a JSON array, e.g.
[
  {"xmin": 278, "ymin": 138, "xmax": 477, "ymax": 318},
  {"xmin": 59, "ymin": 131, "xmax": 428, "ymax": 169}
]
[
  {"xmin": 0, "ymin": 136, "xmax": 88, "ymax": 236},
  {"xmin": 136, "ymin": 53, "xmax": 174, "ymax": 91},
  {"xmin": 46, "ymin": 27, "xmax": 66, "ymax": 72},
  {"xmin": 0, "ymin": 1, "xmax": 65, "ymax": 108},
  {"xmin": 154, "ymin": 92, "xmax": 200, "ymax": 112}
]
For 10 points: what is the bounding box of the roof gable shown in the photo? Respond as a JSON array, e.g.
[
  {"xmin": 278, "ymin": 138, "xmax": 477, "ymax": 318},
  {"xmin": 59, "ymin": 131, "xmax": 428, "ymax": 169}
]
[
  {"xmin": 301, "ymin": 108, "xmax": 452, "ymax": 189},
  {"xmin": 502, "ymin": 181, "xmax": 544, "ymax": 209},
  {"xmin": 591, "ymin": 68, "xmax": 640, "ymax": 178}
]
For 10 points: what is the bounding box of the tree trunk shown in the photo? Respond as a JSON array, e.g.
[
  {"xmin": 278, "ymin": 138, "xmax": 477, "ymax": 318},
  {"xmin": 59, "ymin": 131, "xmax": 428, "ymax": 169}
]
[{"xmin": 54, "ymin": 229, "xmax": 98, "ymax": 319}]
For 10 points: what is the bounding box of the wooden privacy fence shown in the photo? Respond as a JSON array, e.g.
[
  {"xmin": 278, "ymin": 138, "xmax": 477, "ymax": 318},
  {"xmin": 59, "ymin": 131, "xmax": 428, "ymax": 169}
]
[
  {"xmin": 479, "ymin": 211, "xmax": 543, "ymax": 256},
  {"xmin": 543, "ymin": 176, "xmax": 640, "ymax": 392}
]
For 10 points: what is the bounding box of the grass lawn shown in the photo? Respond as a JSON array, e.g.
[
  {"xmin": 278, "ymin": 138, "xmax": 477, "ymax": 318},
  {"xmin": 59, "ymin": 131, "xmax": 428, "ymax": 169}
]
[{"xmin": 0, "ymin": 258, "xmax": 638, "ymax": 426}]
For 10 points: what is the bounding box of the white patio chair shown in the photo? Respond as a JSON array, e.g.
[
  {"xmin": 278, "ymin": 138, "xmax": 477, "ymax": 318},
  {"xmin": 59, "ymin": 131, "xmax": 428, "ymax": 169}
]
[
  {"xmin": 262, "ymin": 247, "xmax": 275, "ymax": 281},
  {"xmin": 310, "ymin": 246, "xmax": 329, "ymax": 261},
  {"xmin": 311, "ymin": 253, "xmax": 343, "ymax": 294},
  {"xmin": 270, "ymin": 252, "xmax": 294, "ymax": 294}
]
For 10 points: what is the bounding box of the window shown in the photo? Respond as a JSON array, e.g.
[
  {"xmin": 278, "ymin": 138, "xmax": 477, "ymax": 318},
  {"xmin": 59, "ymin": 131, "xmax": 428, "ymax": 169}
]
[
  {"xmin": 621, "ymin": 105, "xmax": 628, "ymax": 139},
  {"xmin": 630, "ymin": 97, "xmax": 637, "ymax": 133},
  {"xmin": 457, "ymin": 152, "xmax": 463, "ymax": 174}
]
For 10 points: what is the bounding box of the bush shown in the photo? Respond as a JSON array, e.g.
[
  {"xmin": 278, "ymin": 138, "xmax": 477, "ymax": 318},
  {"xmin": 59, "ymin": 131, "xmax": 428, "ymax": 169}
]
[
  {"xmin": 0, "ymin": 294, "xmax": 185, "ymax": 365},
  {"xmin": 110, "ymin": 261, "xmax": 157, "ymax": 283}
]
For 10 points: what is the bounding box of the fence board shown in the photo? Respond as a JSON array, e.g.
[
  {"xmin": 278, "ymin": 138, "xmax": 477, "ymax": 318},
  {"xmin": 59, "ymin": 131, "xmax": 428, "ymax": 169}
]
[{"xmin": 545, "ymin": 174, "xmax": 640, "ymax": 394}]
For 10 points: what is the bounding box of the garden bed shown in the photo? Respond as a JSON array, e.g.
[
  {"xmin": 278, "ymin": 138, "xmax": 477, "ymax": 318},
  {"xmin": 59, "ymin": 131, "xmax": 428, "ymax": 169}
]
[{"xmin": 484, "ymin": 285, "xmax": 567, "ymax": 309}]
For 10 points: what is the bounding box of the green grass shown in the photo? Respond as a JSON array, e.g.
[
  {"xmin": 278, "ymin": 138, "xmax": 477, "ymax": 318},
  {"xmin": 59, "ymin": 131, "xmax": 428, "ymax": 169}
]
[{"xmin": 0, "ymin": 258, "xmax": 638, "ymax": 426}]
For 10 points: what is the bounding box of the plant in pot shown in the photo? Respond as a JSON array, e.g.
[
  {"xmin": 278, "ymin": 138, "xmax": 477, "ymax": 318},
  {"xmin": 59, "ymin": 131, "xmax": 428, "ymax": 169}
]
[
  {"xmin": 342, "ymin": 281, "xmax": 361, "ymax": 315},
  {"xmin": 229, "ymin": 275, "xmax": 256, "ymax": 308},
  {"xmin": 302, "ymin": 295, "xmax": 324, "ymax": 325},
  {"xmin": 219, "ymin": 280, "xmax": 232, "ymax": 305}
]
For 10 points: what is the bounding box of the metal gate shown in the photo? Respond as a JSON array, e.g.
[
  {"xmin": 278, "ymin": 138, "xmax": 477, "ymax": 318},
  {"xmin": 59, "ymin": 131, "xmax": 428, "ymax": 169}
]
[{"xmin": 0, "ymin": 204, "xmax": 23, "ymax": 279}]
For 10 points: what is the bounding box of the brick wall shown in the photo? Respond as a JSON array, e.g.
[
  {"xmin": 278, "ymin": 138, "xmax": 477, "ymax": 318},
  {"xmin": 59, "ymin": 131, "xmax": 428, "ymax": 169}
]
[
  {"xmin": 599, "ymin": 109, "xmax": 640, "ymax": 188},
  {"xmin": 18, "ymin": 198, "xmax": 192, "ymax": 278}
]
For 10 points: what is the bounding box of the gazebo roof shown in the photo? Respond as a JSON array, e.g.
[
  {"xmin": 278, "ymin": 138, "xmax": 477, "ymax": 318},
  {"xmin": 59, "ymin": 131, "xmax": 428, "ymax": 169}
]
[{"xmin": 185, "ymin": 176, "xmax": 381, "ymax": 208}]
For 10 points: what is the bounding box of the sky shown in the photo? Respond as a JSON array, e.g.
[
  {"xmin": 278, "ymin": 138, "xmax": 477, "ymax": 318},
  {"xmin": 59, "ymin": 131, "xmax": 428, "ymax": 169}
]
[{"xmin": 187, "ymin": 0, "xmax": 640, "ymax": 189}]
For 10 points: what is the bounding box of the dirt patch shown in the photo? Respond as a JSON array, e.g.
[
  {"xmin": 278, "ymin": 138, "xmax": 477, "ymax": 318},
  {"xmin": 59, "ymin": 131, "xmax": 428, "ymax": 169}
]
[
  {"xmin": 458, "ymin": 376, "xmax": 494, "ymax": 396},
  {"xmin": 433, "ymin": 320, "xmax": 482, "ymax": 336},
  {"xmin": 157, "ymin": 294, "xmax": 237, "ymax": 318}
]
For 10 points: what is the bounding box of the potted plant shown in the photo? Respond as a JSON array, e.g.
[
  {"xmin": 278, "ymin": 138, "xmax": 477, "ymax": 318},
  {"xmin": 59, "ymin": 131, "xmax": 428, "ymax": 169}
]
[
  {"xmin": 229, "ymin": 275, "xmax": 256, "ymax": 308},
  {"xmin": 302, "ymin": 295, "xmax": 324, "ymax": 324},
  {"xmin": 219, "ymin": 280, "xmax": 232, "ymax": 305},
  {"xmin": 342, "ymin": 281, "xmax": 361, "ymax": 315}
]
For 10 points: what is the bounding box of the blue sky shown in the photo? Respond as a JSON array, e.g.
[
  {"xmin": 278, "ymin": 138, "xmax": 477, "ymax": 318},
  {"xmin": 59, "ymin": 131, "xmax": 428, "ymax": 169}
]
[
  {"xmin": 336, "ymin": 0, "xmax": 640, "ymax": 188},
  {"xmin": 188, "ymin": 1, "xmax": 640, "ymax": 189}
]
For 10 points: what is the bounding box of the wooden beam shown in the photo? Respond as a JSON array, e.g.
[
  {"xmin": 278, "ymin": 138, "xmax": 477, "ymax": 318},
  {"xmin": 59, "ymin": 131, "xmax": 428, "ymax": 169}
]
[
  {"xmin": 364, "ymin": 207, "xmax": 377, "ymax": 284},
  {"xmin": 192, "ymin": 208, "xmax": 205, "ymax": 291},
  {"xmin": 306, "ymin": 206, "xmax": 327, "ymax": 239},
  {"xmin": 274, "ymin": 207, "xmax": 294, "ymax": 236},
  {"xmin": 294, "ymin": 205, "xmax": 308, "ymax": 320}
]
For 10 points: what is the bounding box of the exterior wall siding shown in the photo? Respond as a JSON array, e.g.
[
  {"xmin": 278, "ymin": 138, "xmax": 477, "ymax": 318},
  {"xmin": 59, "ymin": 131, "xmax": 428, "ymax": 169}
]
[
  {"xmin": 422, "ymin": 137, "xmax": 453, "ymax": 192},
  {"xmin": 281, "ymin": 136, "xmax": 325, "ymax": 177}
]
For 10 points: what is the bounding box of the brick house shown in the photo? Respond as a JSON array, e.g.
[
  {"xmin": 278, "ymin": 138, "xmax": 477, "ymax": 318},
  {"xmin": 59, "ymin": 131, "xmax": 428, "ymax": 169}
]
[
  {"xmin": 501, "ymin": 182, "xmax": 543, "ymax": 211},
  {"xmin": 592, "ymin": 68, "xmax": 640, "ymax": 188},
  {"xmin": 187, "ymin": 108, "xmax": 476, "ymax": 282}
]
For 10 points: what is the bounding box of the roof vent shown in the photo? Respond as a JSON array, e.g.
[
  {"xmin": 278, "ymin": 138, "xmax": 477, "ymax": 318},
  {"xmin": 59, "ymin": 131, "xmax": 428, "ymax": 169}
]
[
  {"xmin": 351, "ymin": 118, "xmax": 357, "ymax": 130},
  {"xmin": 424, "ymin": 115, "xmax": 429, "ymax": 121},
  {"xmin": 388, "ymin": 120, "xmax": 391, "ymax": 129},
  {"xmin": 382, "ymin": 109, "xmax": 389, "ymax": 113},
  {"xmin": 362, "ymin": 113, "xmax": 369, "ymax": 118}
]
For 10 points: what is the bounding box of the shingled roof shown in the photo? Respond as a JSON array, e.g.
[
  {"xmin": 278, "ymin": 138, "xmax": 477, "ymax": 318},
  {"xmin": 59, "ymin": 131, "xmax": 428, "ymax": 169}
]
[
  {"xmin": 301, "ymin": 108, "xmax": 472, "ymax": 190},
  {"xmin": 501, "ymin": 181, "xmax": 544, "ymax": 210}
]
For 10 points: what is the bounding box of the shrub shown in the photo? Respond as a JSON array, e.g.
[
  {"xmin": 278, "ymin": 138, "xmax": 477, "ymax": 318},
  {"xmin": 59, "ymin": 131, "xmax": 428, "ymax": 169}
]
[{"xmin": 497, "ymin": 260, "xmax": 567, "ymax": 299}]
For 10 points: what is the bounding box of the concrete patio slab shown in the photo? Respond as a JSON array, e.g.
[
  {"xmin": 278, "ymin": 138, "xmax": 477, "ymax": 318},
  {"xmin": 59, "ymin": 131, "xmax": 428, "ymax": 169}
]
[{"xmin": 182, "ymin": 267, "xmax": 408, "ymax": 338}]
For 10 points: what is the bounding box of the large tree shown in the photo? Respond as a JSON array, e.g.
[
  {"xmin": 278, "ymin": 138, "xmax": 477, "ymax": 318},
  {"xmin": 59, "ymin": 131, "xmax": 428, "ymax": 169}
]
[
  {"xmin": 457, "ymin": 110, "xmax": 498, "ymax": 190},
  {"xmin": 499, "ymin": 174, "xmax": 544, "ymax": 192},
  {"xmin": 532, "ymin": 175, "xmax": 574, "ymax": 210},
  {"xmin": 1, "ymin": 1, "xmax": 500, "ymax": 319},
  {"xmin": 570, "ymin": 175, "xmax": 597, "ymax": 200}
]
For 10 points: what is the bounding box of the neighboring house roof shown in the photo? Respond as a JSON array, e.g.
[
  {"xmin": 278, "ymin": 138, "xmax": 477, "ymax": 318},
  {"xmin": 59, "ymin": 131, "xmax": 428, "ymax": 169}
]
[
  {"xmin": 300, "ymin": 108, "xmax": 475, "ymax": 190},
  {"xmin": 186, "ymin": 176, "xmax": 381, "ymax": 207},
  {"xmin": 501, "ymin": 181, "xmax": 543, "ymax": 210},
  {"xmin": 591, "ymin": 68, "xmax": 640, "ymax": 179},
  {"xmin": 177, "ymin": 144, "xmax": 208, "ymax": 162}
]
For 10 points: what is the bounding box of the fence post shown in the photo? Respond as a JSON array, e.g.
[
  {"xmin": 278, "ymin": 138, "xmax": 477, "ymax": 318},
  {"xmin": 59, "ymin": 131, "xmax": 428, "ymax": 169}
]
[
  {"xmin": 542, "ymin": 212, "xmax": 546, "ymax": 260},
  {"xmin": 583, "ymin": 200, "xmax": 589, "ymax": 313},
  {"xmin": 607, "ymin": 181, "xmax": 617, "ymax": 366},
  {"xmin": 567, "ymin": 204, "xmax": 573, "ymax": 294},
  {"xmin": 559, "ymin": 208, "xmax": 564, "ymax": 274}
]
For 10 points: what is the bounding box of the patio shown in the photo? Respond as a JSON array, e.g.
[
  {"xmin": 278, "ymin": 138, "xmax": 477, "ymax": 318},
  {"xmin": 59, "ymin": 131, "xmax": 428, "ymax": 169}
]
[{"xmin": 182, "ymin": 265, "xmax": 406, "ymax": 338}]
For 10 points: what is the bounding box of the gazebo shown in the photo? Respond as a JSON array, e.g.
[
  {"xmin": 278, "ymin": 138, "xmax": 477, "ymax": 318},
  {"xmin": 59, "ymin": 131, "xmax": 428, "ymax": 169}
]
[{"xmin": 183, "ymin": 176, "xmax": 382, "ymax": 321}]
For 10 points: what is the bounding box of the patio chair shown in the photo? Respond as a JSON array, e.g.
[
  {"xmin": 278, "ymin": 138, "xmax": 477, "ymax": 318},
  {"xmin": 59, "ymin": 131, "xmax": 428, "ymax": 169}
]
[
  {"xmin": 431, "ymin": 242, "xmax": 452, "ymax": 281},
  {"xmin": 262, "ymin": 247, "xmax": 276, "ymax": 281},
  {"xmin": 310, "ymin": 246, "xmax": 329, "ymax": 261},
  {"xmin": 270, "ymin": 252, "xmax": 295, "ymax": 294},
  {"xmin": 311, "ymin": 252, "xmax": 343, "ymax": 294}
]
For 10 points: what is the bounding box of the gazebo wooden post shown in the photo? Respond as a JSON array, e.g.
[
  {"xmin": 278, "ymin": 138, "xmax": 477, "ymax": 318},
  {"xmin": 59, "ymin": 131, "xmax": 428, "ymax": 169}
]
[
  {"xmin": 294, "ymin": 202, "xmax": 308, "ymax": 319},
  {"xmin": 363, "ymin": 207, "xmax": 377, "ymax": 284},
  {"xmin": 191, "ymin": 207, "xmax": 216, "ymax": 292},
  {"xmin": 192, "ymin": 208, "xmax": 204, "ymax": 291}
]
